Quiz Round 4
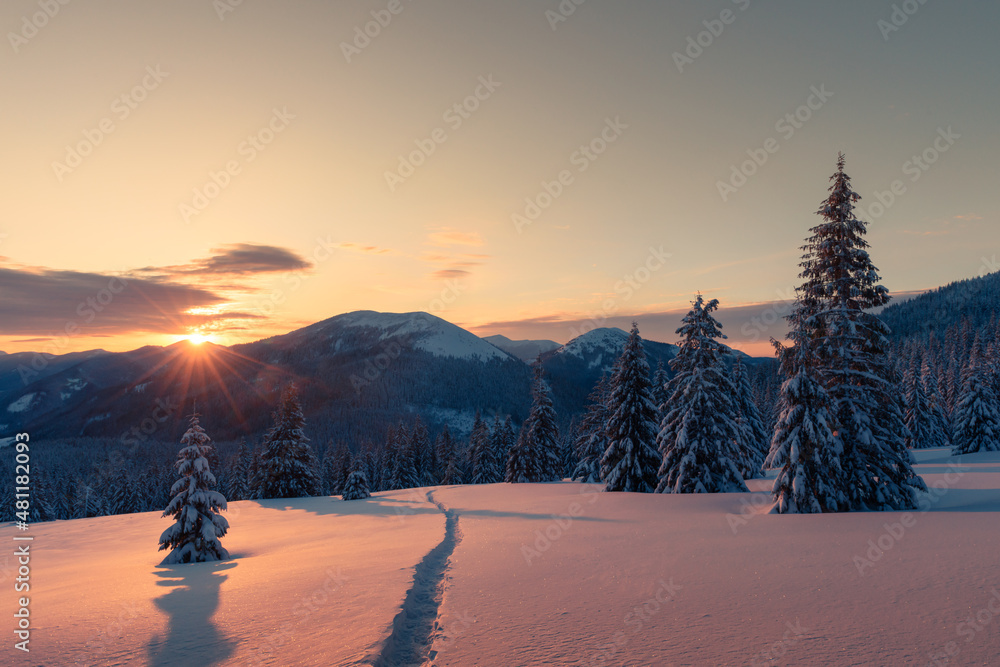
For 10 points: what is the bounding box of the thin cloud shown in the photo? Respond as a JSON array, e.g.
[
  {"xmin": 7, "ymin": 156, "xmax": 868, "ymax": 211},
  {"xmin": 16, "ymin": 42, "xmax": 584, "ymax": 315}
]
[
  {"xmin": 339, "ymin": 242, "xmax": 393, "ymax": 255},
  {"xmin": 140, "ymin": 243, "xmax": 312, "ymax": 277},
  {"xmin": 430, "ymin": 269, "xmax": 471, "ymax": 280},
  {"xmin": 426, "ymin": 228, "xmax": 484, "ymax": 247}
]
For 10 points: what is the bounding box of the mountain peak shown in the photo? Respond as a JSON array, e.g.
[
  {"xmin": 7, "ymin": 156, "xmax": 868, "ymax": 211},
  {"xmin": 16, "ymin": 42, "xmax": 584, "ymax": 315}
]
[{"xmin": 324, "ymin": 310, "xmax": 514, "ymax": 362}]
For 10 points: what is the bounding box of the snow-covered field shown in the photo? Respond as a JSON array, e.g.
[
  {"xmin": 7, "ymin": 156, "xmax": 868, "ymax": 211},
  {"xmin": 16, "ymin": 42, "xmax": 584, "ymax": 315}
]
[{"xmin": 5, "ymin": 448, "xmax": 1000, "ymax": 666}]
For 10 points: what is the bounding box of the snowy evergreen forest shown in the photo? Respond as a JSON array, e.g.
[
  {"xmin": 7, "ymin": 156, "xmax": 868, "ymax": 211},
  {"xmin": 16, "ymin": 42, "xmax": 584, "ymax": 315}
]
[{"xmin": 3, "ymin": 157, "xmax": 999, "ymax": 525}]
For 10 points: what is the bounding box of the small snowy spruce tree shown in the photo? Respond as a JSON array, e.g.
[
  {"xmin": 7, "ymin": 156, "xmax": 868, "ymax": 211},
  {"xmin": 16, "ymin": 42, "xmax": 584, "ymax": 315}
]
[
  {"xmin": 469, "ymin": 411, "xmax": 501, "ymax": 484},
  {"xmin": 257, "ymin": 384, "xmax": 321, "ymax": 499},
  {"xmin": 341, "ymin": 457, "xmax": 372, "ymax": 500},
  {"xmin": 506, "ymin": 363, "xmax": 560, "ymax": 483},
  {"xmin": 158, "ymin": 414, "xmax": 229, "ymax": 564}
]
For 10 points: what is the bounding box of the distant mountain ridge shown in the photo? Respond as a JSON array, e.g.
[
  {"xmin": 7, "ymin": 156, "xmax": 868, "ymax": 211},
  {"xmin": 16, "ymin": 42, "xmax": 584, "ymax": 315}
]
[
  {"xmin": 0, "ymin": 310, "xmax": 770, "ymax": 445},
  {"xmin": 483, "ymin": 335, "xmax": 560, "ymax": 362},
  {"xmin": 880, "ymin": 271, "xmax": 1000, "ymax": 341}
]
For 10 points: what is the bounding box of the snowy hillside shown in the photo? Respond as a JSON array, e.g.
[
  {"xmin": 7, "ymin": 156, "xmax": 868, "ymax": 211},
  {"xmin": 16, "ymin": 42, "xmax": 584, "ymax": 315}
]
[
  {"xmin": 299, "ymin": 311, "xmax": 514, "ymax": 363},
  {"xmin": 6, "ymin": 448, "xmax": 999, "ymax": 665},
  {"xmin": 554, "ymin": 327, "xmax": 635, "ymax": 371}
]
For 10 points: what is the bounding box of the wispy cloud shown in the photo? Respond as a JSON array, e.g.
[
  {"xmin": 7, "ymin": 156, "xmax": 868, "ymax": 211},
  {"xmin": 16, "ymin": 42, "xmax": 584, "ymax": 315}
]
[
  {"xmin": 426, "ymin": 227, "xmax": 484, "ymax": 247},
  {"xmin": 339, "ymin": 242, "xmax": 394, "ymax": 255},
  {"xmin": 430, "ymin": 269, "xmax": 472, "ymax": 280},
  {"xmin": 139, "ymin": 243, "xmax": 313, "ymax": 277}
]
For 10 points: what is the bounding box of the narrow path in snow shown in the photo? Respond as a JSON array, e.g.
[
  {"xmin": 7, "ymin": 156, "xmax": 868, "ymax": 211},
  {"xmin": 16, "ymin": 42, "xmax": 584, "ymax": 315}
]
[{"xmin": 372, "ymin": 490, "xmax": 462, "ymax": 667}]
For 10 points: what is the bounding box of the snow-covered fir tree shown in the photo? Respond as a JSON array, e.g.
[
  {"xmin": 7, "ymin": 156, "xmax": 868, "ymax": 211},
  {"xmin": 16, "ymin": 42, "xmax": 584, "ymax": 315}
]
[
  {"xmin": 341, "ymin": 457, "xmax": 372, "ymax": 501},
  {"xmin": 256, "ymin": 384, "xmax": 321, "ymax": 499},
  {"xmin": 572, "ymin": 375, "xmax": 610, "ymax": 483},
  {"xmin": 771, "ymin": 154, "xmax": 925, "ymax": 512},
  {"xmin": 952, "ymin": 348, "xmax": 1000, "ymax": 454},
  {"xmin": 652, "ymin": 359, "xmax": 670, "ymax": 422},
  {"xmin": 158, "ymin": 414, "xmax": 230, "ymax": 564},
  {"xmin": 322, "ymin": 441, "xmax": 351, "ymax": 496},
  {"xmin": 409, "ymin": 417, "xmax": 435, "ymax": 486},
  {"xmin": 469, "ymin": 411, "xmax": 501, "ymax": 484},
  {"xmin": 656, "ymin": 295, "xmax": 748, "ymax": 494},
  {"xmin": 384, "ymin": 424, "xmax": 409, "ymax": 491},
  {"xmin": 227, "ymin": 438, "xmax": 254, "ymax": 501},
  {"xmin": 923, "ymin": 355, "xmax": 952, "ymax": 448},
  {"xmin": 74, "ymin": 481, "xmax": 104, "ymax": 519},
  {"xmin": 766, "ymin": 343, "xmax": 844, "ymax": 513},
  {"xmin": 435, "ymin": 425, "xmax": 456, "ymax": 483},
  {"xmin": 600, "ymin": 323, "xmax": 661, "ymax": 492},
  {"xmin": 506, "ymin": 363, "xmax": 560, "ymax": 483},
  {"xmin": 904, "ymin": 354, "xmax": 938, "ymax": 449},
  {"xmin": 399, "ymin": 426, "xmax": 421, "ymax": 489},
  {"xmin": 108, "ymin": 469, "xmax": 141, "ymax": 515},
  {"xmin": 732, "ymin": 357, "xmax": 767, "ymax": 477}
]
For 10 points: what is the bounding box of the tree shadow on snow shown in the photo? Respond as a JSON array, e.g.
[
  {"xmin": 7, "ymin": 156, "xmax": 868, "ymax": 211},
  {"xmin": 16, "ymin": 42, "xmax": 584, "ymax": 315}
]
[
  {"xmin": 147, "ymin": 560, "xmax": 238, "ymax": 667},
  {"xmin": 255, "ymin": 495, "xmax": 445, "ymax": 519}
]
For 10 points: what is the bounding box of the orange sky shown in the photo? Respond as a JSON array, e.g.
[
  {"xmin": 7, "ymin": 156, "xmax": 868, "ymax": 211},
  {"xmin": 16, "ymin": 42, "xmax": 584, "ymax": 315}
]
[{"xmin": 1, "ymin": 1, "xmax": 997, "ymax": 356}]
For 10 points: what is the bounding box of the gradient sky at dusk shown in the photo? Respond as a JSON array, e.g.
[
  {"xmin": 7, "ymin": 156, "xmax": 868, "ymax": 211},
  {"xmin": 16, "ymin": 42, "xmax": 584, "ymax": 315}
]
[{"xmin": 2, "ymin": 0, "xmax": 998, "ymax": 355}]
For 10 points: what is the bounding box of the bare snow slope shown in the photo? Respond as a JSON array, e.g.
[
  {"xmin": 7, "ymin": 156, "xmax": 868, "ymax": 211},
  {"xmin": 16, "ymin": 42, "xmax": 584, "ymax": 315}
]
[
  {"xmin": 430, "ymin": 449, "xmax": 1000, "ymax": 666},
  {"xmin": 4, "ymin": 449, "xmax": 1000, "ymax": 666},
  {"xmin": 3, "ymin": 491, "xmax": 443, "ymax": 667}
]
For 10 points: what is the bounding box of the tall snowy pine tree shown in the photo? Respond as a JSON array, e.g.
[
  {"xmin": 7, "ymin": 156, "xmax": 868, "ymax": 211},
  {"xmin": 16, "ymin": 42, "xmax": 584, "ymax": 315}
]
[
  {"xmin": 769, "ymin": 154, "xmax": 924, "ymax": 512},
  {"xmin": 600, "ymin": 323, "xmax": 661, "ymax": 492}
]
